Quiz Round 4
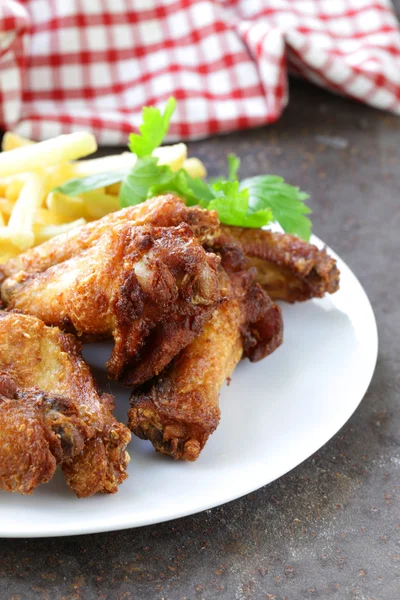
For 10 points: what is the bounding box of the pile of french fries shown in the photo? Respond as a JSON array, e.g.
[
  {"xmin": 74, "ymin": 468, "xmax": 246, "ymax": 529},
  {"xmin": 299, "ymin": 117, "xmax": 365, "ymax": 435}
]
[{"xmin": 0, "ymin": 131, "xmax": 207, "ymax": 263}]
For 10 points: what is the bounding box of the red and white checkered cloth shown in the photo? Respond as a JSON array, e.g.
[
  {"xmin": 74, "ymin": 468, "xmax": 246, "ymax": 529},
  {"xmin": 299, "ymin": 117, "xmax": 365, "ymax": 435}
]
[{"xmin": 1, "ymin": 0, "xmax": 400, "ymax": 144}]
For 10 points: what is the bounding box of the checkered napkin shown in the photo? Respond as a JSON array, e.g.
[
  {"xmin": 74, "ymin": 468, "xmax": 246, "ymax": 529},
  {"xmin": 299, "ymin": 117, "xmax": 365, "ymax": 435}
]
[{"xmin": 1, "ymin": 0, "xmax": 400, "ymax": 144}]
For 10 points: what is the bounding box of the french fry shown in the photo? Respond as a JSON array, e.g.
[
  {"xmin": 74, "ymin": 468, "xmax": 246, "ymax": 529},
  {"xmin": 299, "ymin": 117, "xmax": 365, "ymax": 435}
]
[
  {"xmin": 0, "ymin": 228, "xmax": 34, "ymax": 252},
  {"xmin": 1, "ymin": 172, "xmax": 30, "ymax": 186},
  {"xmin": 153, "ymin": 143, "xmax": 187, "ymax": 171},
  {"xmin": 34, "ymin": 218, "xmax": 87, "ymax": 244},
  {"xmin": 5, "ymin": 177, "xmax": 28, "ymax": 203},
  {"xmin": 183, "ymin": 157, "xmax": 207, "ymax": 179},
  {"xmin": 46, "ymin": 191, "xmax": 86, "ymax": 220},
  {"xmin": 0, "ymin": 198, "xmax": 14, "ymax": 219},
  {"xmin": 73, "ymin": 143, "xmax": 187, "ymax": 178},
  {"xmin": 106, "ymin": 182, "xmax": 121, "ymax": 195},
  {"xmin": 2, "ymin": 162, "xmax": 82, "ymax": 203},
  {"xmin": 0, "ymin": 132, "xmax": 97, "ymax": 177},
  {"xmin": 2, "ymin": 132, "xmax": 34, "ymax": 152},
  {"xmin": 0, "ymin": 128, "xmax": 206, "ymax": 261},
  {"xmin": 35, "ymin": 208, "xmax": 70, "ymax": 226},
  {"xmin": 0, "ymin": 197, "xmax": 15, "ymax": 218},
  {"xmin": 1, "ymin": 163, "xmax": 73, "ymax": 199},
  {"xmin": 81, "ymin": 191, "xmax": 120, "ymax": 219},
  {"xmin": 72, "ymin": 152, "xmax": 136, "ymax": 176},
  {"xmin": 79, "ymin": 188, "xmax": 106, "ymax": 197},
  {"xmin": 7, "ymin": 173, "xmax": 45, "ymax": 249},
  {"xmin": 44, "ymin": 163, "xmax": 78, "ymax": 195}
]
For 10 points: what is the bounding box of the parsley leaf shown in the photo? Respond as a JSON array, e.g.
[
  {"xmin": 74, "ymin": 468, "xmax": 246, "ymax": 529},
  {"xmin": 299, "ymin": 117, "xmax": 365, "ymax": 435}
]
[
  {"xmin": 119, "ymin": 157, "xmax": 173, "ymax": 207},
  {"xmin": 128, "ymin": 97, "xmax": 176, "ymax": 157},
  {"xmin": 241, "ymin": 175, "xmax": 312, "ymax": 240},
  {"xmin": 55, "ymin": 168, "xmax": 129, "ymax": 196},
  {"xmin": 120, "ymin": 159, "xmax": 215, "ymax": 208},
  {"xmin": 148, "ymin": 169, "xmax": 214, "ymax": 207},
  {"xmin": 54, "ymin": 97, "xmax": 312, "ymax": 240},
  {"xmin": 207, "ymin": 181, "xmax": 272, "ymax": 228},
  {"xmin": 210, "ymin": 152, "xmax": 240, "ymax": 186},
  {"xmin": 183, "ymin": 174, "xmax": 215, "ymax": 205},
  {"xmin": 228, "ymin": 153, "xmax": 240, "ymax": 181},
  {"xmin": 57, "ymin": 98, "xmax": 177, "ymax": 196}
]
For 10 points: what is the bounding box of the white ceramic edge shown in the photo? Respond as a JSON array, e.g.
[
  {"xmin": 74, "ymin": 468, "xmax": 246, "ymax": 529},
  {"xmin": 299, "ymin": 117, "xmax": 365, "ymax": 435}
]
[{"xmin": 1, "ymin": 237, "xmax": 378, "ymax": 538}]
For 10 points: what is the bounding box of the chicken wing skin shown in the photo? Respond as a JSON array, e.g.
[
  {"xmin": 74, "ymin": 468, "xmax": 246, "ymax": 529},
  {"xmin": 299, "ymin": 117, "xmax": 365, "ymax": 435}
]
[
  {"xmin": 219, "ymin": 226, "xmax": 340, "ymax": 302},
  {"xmin": 0, "ymin": 312, "xmax": 130, "ymax": 497},
  {"xmin": 2, "ymin": 223, "xmax": 221, "ymax": 386},
  {"xmin": 129, "ymin": 249, "xmax": 283, "ymax": 461},
  {"xmin": 0, "ymin": 195, "xmax": 220, "ymax": 282},
  {"xmin": 216, "ymin": 237, "xmax": 283, "ymax": 362},
  {"xmin": 0, "ymin": 372, "xmax": 90, "ymax": 494},
  {"xmin": 128, "ymin": 280, "xmax": 241, "ymax": 461}
]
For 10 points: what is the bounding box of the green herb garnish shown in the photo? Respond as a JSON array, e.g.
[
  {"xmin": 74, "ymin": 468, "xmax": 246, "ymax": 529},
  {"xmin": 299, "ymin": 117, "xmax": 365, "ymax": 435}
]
[
  {"xmin": 56, "ymin": 97, "xmax": 311, "ymax": 239},
  {"xmin": 128, "ymin": 97, "xmax": 176, "ymax": 157}
]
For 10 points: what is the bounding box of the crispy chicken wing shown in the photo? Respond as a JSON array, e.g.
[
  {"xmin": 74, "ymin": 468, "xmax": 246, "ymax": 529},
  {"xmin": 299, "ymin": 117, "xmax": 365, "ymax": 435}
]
[
  {"xmin": 2, "ymin": 223, "xmax": 222, "ymax": 386},
  {"xmin": 0, "ymin": 312, "xmax": 130, "ymax": 496},
  {"xmin": 0, "ymin": 371, "xmax": 90, "ymax": 494},
  {"xmin": 219, "ymin": 226, "xmax": 340, "ymax": 302},
  {"xmin": 0, "ymin": 195, "xmax": 220, "ymax": 282},
  {"xmin": 129, "ymin": 245, "xmax": 283, "ymax": 461},
  {"xmin": 129, "ymin": 270, "xmax": 241, "ymax": 461}
]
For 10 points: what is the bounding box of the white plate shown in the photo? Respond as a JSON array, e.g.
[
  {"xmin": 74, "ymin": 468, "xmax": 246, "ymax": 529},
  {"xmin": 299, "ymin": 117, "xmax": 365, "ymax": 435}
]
[{"xmin": 0, "ymin": 236, "xmax": 377, "ymax": 538}]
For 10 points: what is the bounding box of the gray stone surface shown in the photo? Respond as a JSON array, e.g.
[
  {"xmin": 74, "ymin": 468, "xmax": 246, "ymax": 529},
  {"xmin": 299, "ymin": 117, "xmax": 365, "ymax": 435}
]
[{"xmin": 0, "ymin": 80, "xmax": 399, "ymax": 599}]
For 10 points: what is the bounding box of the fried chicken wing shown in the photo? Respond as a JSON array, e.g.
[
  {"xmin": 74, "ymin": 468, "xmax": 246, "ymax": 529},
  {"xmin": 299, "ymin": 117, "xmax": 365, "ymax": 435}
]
[
  {"xmin": 219, "ymin": 226, "xmax": 340, "ymax": 302},
  {"xmin": 128, "ymin": 281, "xmax": 241, "ymax": 461},
  {"xmin": 129, "ymin": 247, "xmax": 283, "ymax": 461},
  {"xmin": 0, "ymin": 372, "xmax": 90, "ymax": 494},
  {"xmin": 0, "ymin": 312, "xmax": 130, "ymax": 496},
  {"xmin": 216, "ymin": 237, "xmax": 283, "ymax": 362},
  {"xmin": 0, "ymin": 195, "xmax": 220, "ymax": 282},
  {"xmin": 2, "ymin": 223, "xmax": 221, "ymax": 386}
]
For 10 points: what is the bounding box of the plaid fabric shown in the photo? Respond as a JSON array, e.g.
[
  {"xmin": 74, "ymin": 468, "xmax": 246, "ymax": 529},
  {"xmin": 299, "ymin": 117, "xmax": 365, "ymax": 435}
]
[{"xmin": 1, "ymin": 0, "xmax": 399, "ymax": 144}]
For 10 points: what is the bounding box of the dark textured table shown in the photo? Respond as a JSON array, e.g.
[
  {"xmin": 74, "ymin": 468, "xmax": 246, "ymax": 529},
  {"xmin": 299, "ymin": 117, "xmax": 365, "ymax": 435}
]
[{"xmin": 1, "ymin": 79, "xmax": 399, "ymax": 600}]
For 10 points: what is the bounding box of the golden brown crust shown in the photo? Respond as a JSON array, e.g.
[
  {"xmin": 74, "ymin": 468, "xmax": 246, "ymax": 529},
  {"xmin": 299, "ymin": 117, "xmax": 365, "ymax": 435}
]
[
  {"xmin": 2, "ymin": 223, "xmax": 222, "ymax": 386},
  {"xmin": 0, "ymin": 195, "xmax": 220, "ymax": 282},
  {"xmin": 216, "ymin": 238, "xmax": 283, "ymax": 362},
  {"xmin": 219, "ymin": 226, "xmax": 340, "ymax": 302},
  {"xmin": 129, "ymin": 248, "xmax": 283, "ymax": 461},
  {"xmin": 0, "ymin": 371, "xmax": 89, "ymax": 494},
  {"xmin": 129, "ymin": 272, "xmax": 243, "ymax": 461},
  {"xmin": 0, "ymin": 312, "xmax": 130, "ymax": 497}
]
